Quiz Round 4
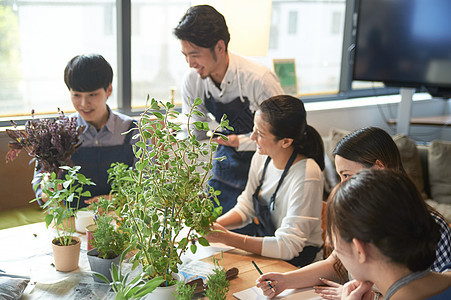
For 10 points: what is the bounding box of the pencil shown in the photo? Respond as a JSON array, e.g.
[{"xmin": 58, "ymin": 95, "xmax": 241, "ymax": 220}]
[{"xmin": 251, "ymin": 260, "xmax": 274, "ymax": 289}]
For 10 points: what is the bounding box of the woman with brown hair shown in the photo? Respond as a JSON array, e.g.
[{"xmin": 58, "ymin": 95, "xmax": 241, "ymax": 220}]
[{"xmin": 325, "ymin": 169, "xmax": 450, "ymax": 299}]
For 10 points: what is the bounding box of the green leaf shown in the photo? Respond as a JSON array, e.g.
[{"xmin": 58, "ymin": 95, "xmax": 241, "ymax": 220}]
[
  {"xmin": 133, "ymin": 277, "xmax": 165, "ymax": 298},
  {"xmin": 153, "ymin": 111, "xmax": 164, "ymax": 120},
  {"xmin": 92, "ymin": 271, "xmax": 110, "ymax": 284},
  {"xmin": 63, "ymin": 180, "xmax": 71, "ymax": 189},
  {"xmin": 132, "ymin": 259, "xmax": 140, "ymax": 270},
  {"xmin": 66, "ymin": 193, "xmax": 74, "ymax": 203},
  {"xmin": 142, "ymin": 131, "xmax": 152, "ymax": 139},
  {"xmin": 190, "ymin": 243, "xmax": 197, "ymax": 253},
  {"xmin": 193, "ymin": 121, "xmax": 203, "ymax": 131},
  {"xmin": 136, "ymin": 141, "xmax": 147, "ymax": 149},
  {"xmin": 45, "ymin": 214, "xmax": 53, "ymax": 227},
  {"xmin": 197, "ymin": 237, "xmax": 210, "ymax": 247},
  {"xmin": 192, "ymin": 110, "xmax": 205, "ymax": 118},
  {"xmin": 194, "ymin": 98, "xmax": 202, "ymax": 106},
  {"xmin": 81, "ymin": 191, "xmax": 91, "ymax": 197}
]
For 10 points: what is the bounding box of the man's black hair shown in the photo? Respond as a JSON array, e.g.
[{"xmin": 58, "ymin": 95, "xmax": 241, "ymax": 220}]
[
  {"xmin": 174, "ymin": 5, "xmax": 230, "ymax": 51},
  {"xmin": 64, "ymin": 54, "xmax": 113, "ymax": 92}
]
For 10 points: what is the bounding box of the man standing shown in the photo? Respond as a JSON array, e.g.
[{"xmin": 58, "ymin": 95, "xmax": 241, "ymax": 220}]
[{"xmin": 174, "ymin": 5, "xmax": 284, "ymax": 217}]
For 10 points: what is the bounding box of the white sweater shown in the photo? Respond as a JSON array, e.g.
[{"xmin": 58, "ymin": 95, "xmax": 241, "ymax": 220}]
[{"xmin": 233, "ymin": 153, "xmax": 324, "ymax": 260}]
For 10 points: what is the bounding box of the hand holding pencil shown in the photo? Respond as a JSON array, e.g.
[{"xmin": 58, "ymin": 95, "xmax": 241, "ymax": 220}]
[
  {"xmin": 252, "ymin": 260, "xmax": 275, "ymax": 289},
  {"xmin": 254, "ymin": 262, "xmax": 287, "ymax": 298}
]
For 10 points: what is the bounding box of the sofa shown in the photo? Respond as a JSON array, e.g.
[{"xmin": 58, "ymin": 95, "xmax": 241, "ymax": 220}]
[{"xmin": 322, "ymin": 128, "xmax": 451, "ymax": 222}]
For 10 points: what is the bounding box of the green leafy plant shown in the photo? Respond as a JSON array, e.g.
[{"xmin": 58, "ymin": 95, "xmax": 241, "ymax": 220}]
[
  {"xmin": 33, "ymin": 165, "xmax": 95, "ymax": 246},
  {"xmin": 174, "ymin": 280, "xmax": 196, "ymax": 300},
  {"xmin": 94, "ymin": 252, "xmax": 165, "ymax": 300},
  {"xmin": 90, "ymin": 198, "xmax": 129, "ymax": 259},
  {"xmin": 110, "ymin": 97, "xmax": 230, "ymax": 289},
  {"xmin": 107, "ymin": 162, "xmax": 136, "ymax": 216},
  {"xmin": 204, "ymin": 255, "xmax": 230, "ymax": 300}
]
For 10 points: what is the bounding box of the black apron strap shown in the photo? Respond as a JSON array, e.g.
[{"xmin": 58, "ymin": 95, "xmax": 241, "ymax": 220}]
[
  {"xmin": 253, "ymin": 150, "xmax": 298, "ymax": 236},
  {"xmin": 269, "ymin": 150, "xmax": 298, "ymax": 210},
  {"xmin": 255, "ymin": 156, "xmax": 272, "ymax": 195}
]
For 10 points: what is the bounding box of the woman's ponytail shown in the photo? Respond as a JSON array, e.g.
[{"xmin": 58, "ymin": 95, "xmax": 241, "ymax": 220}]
[{"xmin": 297, "ymin": 125, "xmax": 325, "ymax": 170}]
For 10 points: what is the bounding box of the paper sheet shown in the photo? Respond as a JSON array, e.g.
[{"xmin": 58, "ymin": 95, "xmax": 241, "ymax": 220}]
[
  {"xmin": 24, "ymin": 273, "xmax": 114, "ymax": 300},
  {"xmin": 233, "ymin": 286, "xmax": 322, "ymax": 300},
  {"xmin": 178, "ymin": 259, "xmax": 216, "ymax": 283}
]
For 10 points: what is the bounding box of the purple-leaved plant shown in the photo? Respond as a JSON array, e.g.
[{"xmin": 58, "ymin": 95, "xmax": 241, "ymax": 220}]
[{"xmin": 6, "ymin": 109, "xmax": 84, "ymax": 174}]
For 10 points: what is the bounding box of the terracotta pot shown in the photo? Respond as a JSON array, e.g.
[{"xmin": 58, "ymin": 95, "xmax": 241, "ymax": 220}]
[
  {"xmin": 51, "ymin": 236, "xmax": 81, "ymax": 272},
  {"xmin": 87, "ymin": 248, "xmax": 121, "ymax": 283},
  {"xmin": 85, "ymin": 224, "xmax": 98, "ymax": 251},
  {"xmin": 145, "ymin": 273, "xmax": 184, "ymax": 300}
]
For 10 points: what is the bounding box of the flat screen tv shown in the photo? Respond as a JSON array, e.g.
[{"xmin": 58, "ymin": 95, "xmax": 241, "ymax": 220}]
[{"xmin": 352, "ymin": 0, "xmax": 451, "ymax": 98}]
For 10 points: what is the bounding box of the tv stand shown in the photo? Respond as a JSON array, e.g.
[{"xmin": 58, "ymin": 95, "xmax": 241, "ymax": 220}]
[
  {"xmin": 396, "ymin": 87, "xmax": 415, "ymax": 135},
  {"xmin": 388, "ymin": 89, "xmax": 451, "ymax": 130}
]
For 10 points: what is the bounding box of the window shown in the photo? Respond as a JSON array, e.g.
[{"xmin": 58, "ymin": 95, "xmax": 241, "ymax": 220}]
[
  {"xmin": 130, "ymin": 1, "xmax": 189, "ymax": 109},
  {"xmin": 0, "ymin": 0, "xmax": 395, "ymax": 123},
  {"xmin": 0, "ymin": 0, "xmax": 117, "ymax": 118},
  {"xmin": 253, "ymin": 0, "xmax": 346, "ymax": 96}
]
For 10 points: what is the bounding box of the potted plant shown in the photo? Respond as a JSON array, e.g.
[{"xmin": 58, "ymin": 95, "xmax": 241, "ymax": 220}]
[
  {"xmin": 108, "ymin": 98, "xmax": 228, "ymax": 299},
  {"xmin": 177, "ymin": 251, "xmax": 231, "ymax": 300},
  {"xmin": 34, "ymin": 165, "xmax": 95, "ymax": 271},
  {"xmin": 87, "ymin": 197, "xmax": 129, "ymax": 282},
  {"xmin": 94, "ymin": 252, "xmax": 165, "ymax": 300},
  {"xmin": 175, "ymin": 255, "xmax": 230, "ymax": 300},
  {"xmin": 5, "ymin": 109, "xmax": 84, "ymax": 175},
  {"xmin": 204, "ymin": 256, "xmax": 230, "ymax": 300}
]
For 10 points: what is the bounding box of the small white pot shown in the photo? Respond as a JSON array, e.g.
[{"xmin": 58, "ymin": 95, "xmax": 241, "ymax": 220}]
[
  {"xmin": 145, "ymin": 273, "xmax": 184, "ymax": 300},
  {"xmin": 75, "ymin": 211, "xmax": 95, "ymax": 233}
]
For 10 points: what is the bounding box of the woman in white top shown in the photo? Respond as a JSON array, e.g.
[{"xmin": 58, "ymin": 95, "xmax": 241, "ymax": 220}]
[{"xmin": 205, "ymin": 95, "xmax": 325, "ymax": 267}]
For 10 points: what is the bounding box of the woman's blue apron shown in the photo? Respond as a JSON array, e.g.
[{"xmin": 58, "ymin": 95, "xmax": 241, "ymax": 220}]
[
  {"xmin": 68, "ymin": 123, "xmax": 135, "ymax": 209},
  {"xmin": 252, "ymin": 152, "xmax": 322, "ymax": 268},
  {"xmin": 204, "ymin": 92, "xmax": 255, "ymax": 214}
]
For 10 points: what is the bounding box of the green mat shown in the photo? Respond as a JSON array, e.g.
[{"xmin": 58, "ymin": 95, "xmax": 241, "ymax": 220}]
[{"xmin": 0, "ymin": 206, "xmax": 44, "ymax": 230}]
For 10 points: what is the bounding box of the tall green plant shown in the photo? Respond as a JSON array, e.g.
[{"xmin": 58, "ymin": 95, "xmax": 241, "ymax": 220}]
[{"xmin": 117, "ymin": 97, "xmax": 230, "ymax": 285}]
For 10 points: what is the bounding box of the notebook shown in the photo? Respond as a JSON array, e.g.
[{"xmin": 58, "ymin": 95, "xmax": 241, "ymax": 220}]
[{"xmin": 233, "ymin": 286, "xmax": 322, "ymax": 299}]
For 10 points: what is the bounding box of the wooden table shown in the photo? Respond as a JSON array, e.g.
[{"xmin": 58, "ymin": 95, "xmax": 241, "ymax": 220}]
[
  {"xmin": 0, "ymin": 222, "xmax": 298, "ymax": 299},
  {"xmin": 201, "ymin": 249, "xmax": 297, "ymax": 299}
]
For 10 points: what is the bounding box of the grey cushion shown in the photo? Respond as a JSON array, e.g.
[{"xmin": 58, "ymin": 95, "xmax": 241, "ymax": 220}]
[
  {"xmin": 429, "ymin": 140, "xmax": 451, "ymax": 204},
  {"xmin": 393, "ymin": 134, "xmax": 426, "ymax": 199},
  {"xmin": 0, "ymin": 277, "xmax": 29, "ymax": 300}
]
